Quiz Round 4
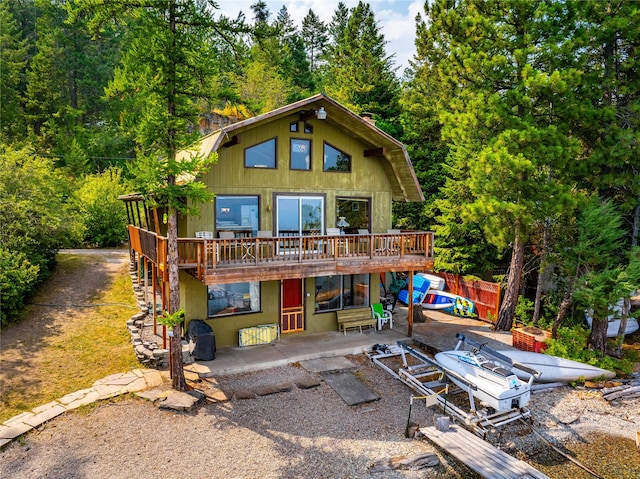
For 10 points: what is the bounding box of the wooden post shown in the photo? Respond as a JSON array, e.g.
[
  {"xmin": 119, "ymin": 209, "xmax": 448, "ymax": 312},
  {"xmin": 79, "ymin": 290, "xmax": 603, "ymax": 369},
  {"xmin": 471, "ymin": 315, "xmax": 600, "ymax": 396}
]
[
  {"xmin": 152, "ymin": 262, "xmax": 158, "ymax": 335},
  {"xmin": 407, "ymin": 271, "xmax": 414, "ymax": 337}
]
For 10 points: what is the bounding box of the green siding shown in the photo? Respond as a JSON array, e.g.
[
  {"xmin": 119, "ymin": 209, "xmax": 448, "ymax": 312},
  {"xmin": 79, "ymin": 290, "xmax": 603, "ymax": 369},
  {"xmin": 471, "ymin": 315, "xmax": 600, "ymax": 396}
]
[
  {"xmin": 180, "ymin": 113, "xmax": 396, "ymax": 346},
  {"xmin": 187, "ymin": 113, "xmax": 394, "ymax": 235}
]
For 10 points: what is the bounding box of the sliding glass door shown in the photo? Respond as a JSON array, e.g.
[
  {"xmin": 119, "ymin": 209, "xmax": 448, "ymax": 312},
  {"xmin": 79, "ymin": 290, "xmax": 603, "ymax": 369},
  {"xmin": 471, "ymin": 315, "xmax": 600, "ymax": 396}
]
[{"xmin": 276, "ymin": 196, "xmax": 324, "ymax": 236}]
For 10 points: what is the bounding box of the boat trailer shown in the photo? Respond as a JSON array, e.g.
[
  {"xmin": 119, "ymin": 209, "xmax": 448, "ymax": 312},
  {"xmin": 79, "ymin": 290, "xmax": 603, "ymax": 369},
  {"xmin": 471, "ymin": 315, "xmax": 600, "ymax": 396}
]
[{"xmin": 367, "ymin": 339, "xmax": 535, "ymax": 437}]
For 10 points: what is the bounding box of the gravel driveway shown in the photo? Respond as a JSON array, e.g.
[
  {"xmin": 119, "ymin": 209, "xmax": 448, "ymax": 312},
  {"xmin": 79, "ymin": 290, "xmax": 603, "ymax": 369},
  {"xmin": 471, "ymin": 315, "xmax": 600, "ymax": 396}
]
[{"xmin": 2, "ymin": 351, "xmax": 639, "ymax": 479}]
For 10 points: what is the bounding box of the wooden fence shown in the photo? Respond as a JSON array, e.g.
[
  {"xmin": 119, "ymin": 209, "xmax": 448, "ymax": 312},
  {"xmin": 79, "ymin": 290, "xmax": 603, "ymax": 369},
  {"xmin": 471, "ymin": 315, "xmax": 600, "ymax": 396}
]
[{"xmin": 436, "ymin": 272, "xmax": 501, "ymax": 324}]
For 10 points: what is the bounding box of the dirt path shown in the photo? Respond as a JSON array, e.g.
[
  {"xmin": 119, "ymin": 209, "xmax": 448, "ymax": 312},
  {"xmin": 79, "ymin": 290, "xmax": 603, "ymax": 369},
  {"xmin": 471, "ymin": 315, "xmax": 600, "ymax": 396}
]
[{"xmin": 0, "ymin": 249, "xmax": 136, "ymax": 421}]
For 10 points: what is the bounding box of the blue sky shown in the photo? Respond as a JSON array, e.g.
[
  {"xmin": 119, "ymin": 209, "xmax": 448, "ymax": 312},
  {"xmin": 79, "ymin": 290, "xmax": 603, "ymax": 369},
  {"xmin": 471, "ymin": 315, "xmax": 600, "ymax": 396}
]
[{"xmin": 215, "ymin": 1, "xmax": 424, "ymax": 74}]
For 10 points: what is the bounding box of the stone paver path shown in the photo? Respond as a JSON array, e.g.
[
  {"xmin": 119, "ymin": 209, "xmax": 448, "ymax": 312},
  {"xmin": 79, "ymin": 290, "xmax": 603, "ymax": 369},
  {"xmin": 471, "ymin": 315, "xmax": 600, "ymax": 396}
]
[{"xmin": 0, "ymin": 368, "xmax": 163, "ymax": 448}]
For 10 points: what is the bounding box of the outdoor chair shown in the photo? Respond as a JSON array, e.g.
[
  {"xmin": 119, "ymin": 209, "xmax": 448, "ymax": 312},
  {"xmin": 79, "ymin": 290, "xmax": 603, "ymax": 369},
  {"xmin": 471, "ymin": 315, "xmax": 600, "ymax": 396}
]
[
  {"xmin": 371, "ymin": 303, "xmax": 393, "ymax": 330},
  {"xmin": 256, "ymin": 230, "xmax": 273, "ymax": 258}
]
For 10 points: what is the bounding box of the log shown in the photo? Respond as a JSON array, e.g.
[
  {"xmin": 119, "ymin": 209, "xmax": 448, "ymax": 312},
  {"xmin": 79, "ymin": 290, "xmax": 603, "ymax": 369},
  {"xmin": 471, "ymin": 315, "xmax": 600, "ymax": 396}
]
[
  {"xmin": 368, "ymin": 453, "xmax": 439, "ymax": 472},
  {"xmin": 412, "ymin": 304, "xmax": 426, "ymax": 323},
  {"xmin": 601, "ymin": 384, "xmax": 629, "ymax": 395},
  {"xmin": 603, "ymin": 385, "xmax": 640, "ymax": 401}
]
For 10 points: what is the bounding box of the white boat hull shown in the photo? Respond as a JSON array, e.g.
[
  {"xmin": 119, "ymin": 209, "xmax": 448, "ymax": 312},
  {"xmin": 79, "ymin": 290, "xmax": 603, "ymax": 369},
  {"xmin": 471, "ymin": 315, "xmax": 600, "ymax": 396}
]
[
  {"xmin": 422, "ymin": 290, "xmax": 456, "ymax": 309},
  {"xmin": 498, "ymin": 350, "xmax": 616, "ymax": 383},
  {"xmin": 435, "ymin": 350, "xmax": 531, "ymax": 412},
  {"xmin": 422, "ymin": 290, "xmax": 476, "ymax": 317},
  {"xmin": 584, "ymin": 314, "xmax": 639, "ymax": 338}
]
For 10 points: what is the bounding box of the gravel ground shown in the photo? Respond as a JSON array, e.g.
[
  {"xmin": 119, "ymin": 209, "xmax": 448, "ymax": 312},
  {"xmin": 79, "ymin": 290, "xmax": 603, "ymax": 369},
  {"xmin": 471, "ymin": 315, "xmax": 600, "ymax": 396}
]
[{"xmin": 2, "ymin": 353, "xmax": 639, "ymax": 479}]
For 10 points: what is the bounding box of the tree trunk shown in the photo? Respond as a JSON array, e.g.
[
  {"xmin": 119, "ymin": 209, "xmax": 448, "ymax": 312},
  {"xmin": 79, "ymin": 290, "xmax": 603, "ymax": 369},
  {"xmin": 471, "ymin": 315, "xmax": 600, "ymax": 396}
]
[
  {"xmin": 167, "ymin": 205, "xmax": 186, "ymax": 391},
  {"xmin": 552, "ymin": 277, "xmax": 575, "ymax": 339},
  {"xmin": 632, "ymin": 200, "xmax": 639, "ymax": 248},
  {"xmin": 611, "ymin": 297, "xmax": 631, "ymax": 358},
  {"xmin": 495, "ymin": 234, "xmax": 525, "ymax": 331},
  {"xmin": 533, "ymin": 217, "xmax": 551, "ymax": 324},
  {"xmin": 588, "ymin": 315, "xmax": 608, "ymax": 354}
]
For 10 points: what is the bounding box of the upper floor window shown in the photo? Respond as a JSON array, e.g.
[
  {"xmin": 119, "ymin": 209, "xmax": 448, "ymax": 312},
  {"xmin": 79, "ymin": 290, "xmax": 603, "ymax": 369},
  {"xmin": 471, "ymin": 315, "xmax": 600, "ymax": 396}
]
[
  {"xmin": 216, "ymin": 196, "xmax": 259, "ymax": 236},
  {"xmin": 323, "ymin": 142, "xmax": 351, "ymax": 172},
  {"xmin": 245, "ymin": 138, "xmax": 276, "ymax": 168},
  {"xmin": 291, "ymin": 139, "xmax": 311, "ymax": 170}
]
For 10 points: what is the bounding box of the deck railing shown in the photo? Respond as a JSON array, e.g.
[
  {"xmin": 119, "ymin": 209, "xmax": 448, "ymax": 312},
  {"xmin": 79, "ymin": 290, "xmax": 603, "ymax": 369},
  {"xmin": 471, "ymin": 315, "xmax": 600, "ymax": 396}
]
[{"xmin": 128, "ymin": 227, "xmax": 434, "ymax": 280}]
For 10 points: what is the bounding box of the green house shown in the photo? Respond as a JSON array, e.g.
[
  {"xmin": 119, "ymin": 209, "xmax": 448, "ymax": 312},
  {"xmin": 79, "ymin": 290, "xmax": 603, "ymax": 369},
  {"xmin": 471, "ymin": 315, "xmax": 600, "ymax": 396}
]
[{"xmin": 122, "ymin": 94, "xmax": 434, "ymax": 347}]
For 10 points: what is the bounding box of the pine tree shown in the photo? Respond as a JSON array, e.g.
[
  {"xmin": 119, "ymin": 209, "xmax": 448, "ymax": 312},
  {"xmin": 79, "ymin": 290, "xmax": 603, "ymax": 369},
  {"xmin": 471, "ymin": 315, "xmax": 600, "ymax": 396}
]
[
  {"xmin": 274, "ymin": 6, "xmax": 313, "ymax": 99},
  {"xmin": 567, "ymin": 198, "xmax": 635, "ymax": 353},
  {"xmin": 578, "ymin": 1, "xmax": 640, "ymax": 247},
  {"xmin": 413, "ymin": 0, "xmax": 584, "ymax": 330},
  {"xmin": 301, "ymin": 9, "xmax": 328, "ymax": 75},
  {"xmin": 73, "ymin": 0, "xmax": 239, "ymax": 390},
  {"xmin": 0, "ymin": 0, "xmax": 28, "ymax": 142},
  {"xmin": 323, "ymin": 1, "xmax": 399, "ymax": 119}
]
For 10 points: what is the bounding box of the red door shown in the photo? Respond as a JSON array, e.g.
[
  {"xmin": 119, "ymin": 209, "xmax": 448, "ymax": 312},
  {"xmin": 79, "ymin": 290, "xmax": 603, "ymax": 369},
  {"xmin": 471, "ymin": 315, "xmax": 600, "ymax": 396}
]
[{"xmin": 281, "ymin": 279, "xmax": 304, "ymax": 333}]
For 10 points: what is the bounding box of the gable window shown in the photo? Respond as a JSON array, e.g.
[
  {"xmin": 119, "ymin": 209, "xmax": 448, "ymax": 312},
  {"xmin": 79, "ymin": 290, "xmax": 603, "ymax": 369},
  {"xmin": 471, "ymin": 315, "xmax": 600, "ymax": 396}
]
[
  {"xmin": 323, "ymin": 142, "xmax": 351, "ymax": 172},
  {"xmin": 208, "ymin": 282, "xmax": 260, "ymax": 317},
  {"xmin": 245, "ymin": 138, "xmax": 276, "ymax": 168},
  {"xmin": 290, "ymin": 122, "xmax": 298, "ymax": 132},
  {"xmin": 314, "ymin": 274, "xmax": 369, "ymax": 312},
  {"xmin": 291, "ymin": 139, "xmax": 311, "ymax": 170}
]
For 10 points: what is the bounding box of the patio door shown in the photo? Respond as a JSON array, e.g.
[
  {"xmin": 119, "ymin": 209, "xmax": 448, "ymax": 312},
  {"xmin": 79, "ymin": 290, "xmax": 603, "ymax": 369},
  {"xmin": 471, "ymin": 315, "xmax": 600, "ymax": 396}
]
[
  {"xmin": 281, "ymin": 279, "xmax": 304, "ymax": 333},
  {"xmin": 276, "ymin": 196, "xmax": 324, "ymax": 236}
]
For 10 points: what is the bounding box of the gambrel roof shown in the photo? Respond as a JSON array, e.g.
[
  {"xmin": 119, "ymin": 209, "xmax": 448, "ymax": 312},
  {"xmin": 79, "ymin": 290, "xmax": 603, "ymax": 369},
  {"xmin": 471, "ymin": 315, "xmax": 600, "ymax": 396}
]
[{"xmin": 177, "ymin": 93, "xmax": 424, "ymax": 202}]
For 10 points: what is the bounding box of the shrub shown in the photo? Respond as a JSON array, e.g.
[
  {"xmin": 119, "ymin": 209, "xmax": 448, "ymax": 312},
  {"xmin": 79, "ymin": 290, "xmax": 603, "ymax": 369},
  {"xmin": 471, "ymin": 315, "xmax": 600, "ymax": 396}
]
[
  {"xmin": 69, "ymin": 167, "xmax": 130, "ymax": 247},
  {"xmin": 0, "ymin": 145, "xmax": 79, "ymax": 325},
  {"xmin": 514, "ymin": 295, "xmax": 534, "ymax": 325},
  {"xmin": 0, "ymin": 249, "xmax": 40, "ymax": 326}
]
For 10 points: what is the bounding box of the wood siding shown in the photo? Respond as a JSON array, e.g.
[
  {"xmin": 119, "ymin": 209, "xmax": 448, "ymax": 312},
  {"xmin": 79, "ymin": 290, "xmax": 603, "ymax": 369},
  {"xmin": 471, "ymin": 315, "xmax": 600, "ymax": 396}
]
[{"xmin": 188, "ymin": 112, "xmax": 394, "ymax": 235}]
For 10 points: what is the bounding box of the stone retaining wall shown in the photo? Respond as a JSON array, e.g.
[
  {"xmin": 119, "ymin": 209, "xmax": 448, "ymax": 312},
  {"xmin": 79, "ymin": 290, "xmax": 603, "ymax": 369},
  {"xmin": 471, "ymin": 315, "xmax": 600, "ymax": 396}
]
[{"xmin": 127, "ymin": 267, "xmax": 193, "ymax": 369}]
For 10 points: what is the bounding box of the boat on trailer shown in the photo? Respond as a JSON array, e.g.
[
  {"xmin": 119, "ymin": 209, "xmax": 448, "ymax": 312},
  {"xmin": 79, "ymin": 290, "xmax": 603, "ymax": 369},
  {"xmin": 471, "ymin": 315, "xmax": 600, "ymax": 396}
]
[
  {"xmin": 367, "ymin": 336, "xmax": 539, "ymax": 437},
  {"xmin": 434, "ymin": 335, "xmax": 536, "ymax": 412}
]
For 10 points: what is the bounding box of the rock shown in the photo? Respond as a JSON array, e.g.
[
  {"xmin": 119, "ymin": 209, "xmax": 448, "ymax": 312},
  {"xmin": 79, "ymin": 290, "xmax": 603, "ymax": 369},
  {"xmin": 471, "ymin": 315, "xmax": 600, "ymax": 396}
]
[
  {"xmin": 158, "ymin": 390, "xmax": 204, "ymax": 412},
  {"xmin": 136, "ymin": 388, "xmax": 169, "ymax": 402},
  {"xmin": 253, "ymin": 383, "xmax": 292, "ymax": 396},
  {"xmin": 295, "ymin": 377, "xmax": 321, "ymax": 389}
]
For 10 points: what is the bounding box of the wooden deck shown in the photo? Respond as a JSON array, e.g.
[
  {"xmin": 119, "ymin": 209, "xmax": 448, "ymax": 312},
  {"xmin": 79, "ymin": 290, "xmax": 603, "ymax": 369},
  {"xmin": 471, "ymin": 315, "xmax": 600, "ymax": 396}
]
[
  {"xmin": 128, "ymin": 226, "xmax": 434, "ymax": 284},
  {"xmin": 420, "ymin": 425, "xmax": 550, "ymax": 479}
]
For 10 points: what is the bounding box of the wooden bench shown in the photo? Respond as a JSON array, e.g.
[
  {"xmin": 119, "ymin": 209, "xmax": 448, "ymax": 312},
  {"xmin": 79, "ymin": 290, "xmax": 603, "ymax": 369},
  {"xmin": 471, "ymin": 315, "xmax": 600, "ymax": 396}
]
[{"xmin": 336, "ymin": 307, "xmax": 377, "ymax": 334}]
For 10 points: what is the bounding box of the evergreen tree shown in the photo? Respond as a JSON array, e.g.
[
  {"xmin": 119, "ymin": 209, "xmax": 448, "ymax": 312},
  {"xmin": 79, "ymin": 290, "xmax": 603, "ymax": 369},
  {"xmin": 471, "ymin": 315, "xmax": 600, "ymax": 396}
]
[
  {"xmin": 578, "ymin": 1, "xmax": 640, "ymax": 247},
  {"xmin": 301, "ymin": 9, "xmax": 328, "ymax": 75},
  {"xmin": 74, "ymin": 0, "xmax": 237, "ymax": 391},
  {"xmin": 414, "ymin": 0, "xmax": 583, "ymax": 330},
  {"xmin": 274, "ymin": 6, "xmax": 313, "ymax": 99},
  {"xmin": 23, "ymin": 0, "xmax": 69, "ymax": 148},
  {"xmin": 323, "ymin": 1, "xmax": 400, "ymax": 122},
  {"xmin": 566, "ymin": 198, "xmax": 636, "ymax": 353},
  {"xmin": 0, "ymin": 0, "xmax": 29, "ymax": 142},
  {"xmin": 327, "ymin": 1, "xmax": 349, "ymax": 47}
]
